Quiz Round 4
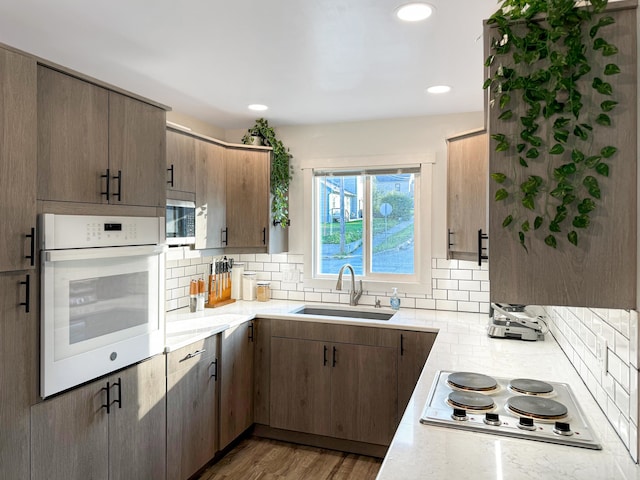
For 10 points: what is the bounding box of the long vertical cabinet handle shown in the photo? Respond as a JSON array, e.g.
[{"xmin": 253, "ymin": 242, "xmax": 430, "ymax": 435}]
[
  {"xmin": 19, "ymin": 275, "xmax": 30, "ymax": 313},
  {"xmin": 262, "ymin": 227, "xmax": 266, "ymax": 245},
  {"xmin": 332, "ymin": 346, "xmax": 337, "ymax": 367},
  {"xmin": 167, "ymin": 164, "xmax": 175, "ymax": 187},
  {"xmin": 222, "ymin": 228, "xmax": 228, "ymax": 246},
  {"xmin": 478, "ymin": 229, "xmax": 489, "ymax": 266},
  {"xmin": 112, "ymin": 378, "xmax": 122, "ymax": 409},
  {"xmin": 248, "ymin": 322, "xmax": 254, "ymax": 342},
  {"xmin": 101, "ymin": 168, "xmax": 110, "ymax": 199},
  {"xmin": 323, "ymin": 346, "xmax": 328, "ymax": 366},
  {"xmin": 25, "ymin": 227, "xmax": 35, "ymax": 266},
  {"xmin": 400, "ymin": 334, "xmax": 405, "ymax": 356},
  {"xmin": 101, "ymin": 381, "xmax": 111, "ymax": 414},
  {"xmin": 112, "ymin": 170, "xmax": 122, "ymax": 202},
  {"xmin": 210, "ymin": 359, "xmax": 218, "ymax": 380}
]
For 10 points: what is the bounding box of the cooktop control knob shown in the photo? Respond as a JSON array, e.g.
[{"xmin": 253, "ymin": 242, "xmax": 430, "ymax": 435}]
[
  {"xmin": 553, "ymin": 421, "xmax": 573, "ymax": 436},
  {"xmin": 518, "ymin": 417, "xmax": 537, "ymax": 431},
  {"xmin": 484, "ymin": 412, "xmax": 501, "ymax": 426},
  {"xmin": 452, "ymin": 408, "xmax": 468, "ymax": 421}
]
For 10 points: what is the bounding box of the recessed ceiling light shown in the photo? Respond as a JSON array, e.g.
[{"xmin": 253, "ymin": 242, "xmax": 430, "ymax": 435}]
[
  {"xmin": 426, "ymin": 85, "xmax": 451, "ymax": 94},
  {"xmin": 248, "ymin": 104, "xmax": 269, "ymax": 111},
  {"xmin": 396, "ymin": 3, "xmax": 434, "ymax": 22}
]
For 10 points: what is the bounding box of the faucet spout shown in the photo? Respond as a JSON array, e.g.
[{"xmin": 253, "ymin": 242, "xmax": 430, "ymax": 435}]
[{"xmin": 336, "ymin": 264, "xmax": 363, "ymax": 306}]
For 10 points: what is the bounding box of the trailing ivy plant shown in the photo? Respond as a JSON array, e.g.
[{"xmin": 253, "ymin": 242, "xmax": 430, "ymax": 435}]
[
  {"xmin": 484, "ymin": 0, "xmax": 619, "ymax": 251},
  {"xmin": 241, "ymin": 118, "xmax": 293, "ymax": 228}
]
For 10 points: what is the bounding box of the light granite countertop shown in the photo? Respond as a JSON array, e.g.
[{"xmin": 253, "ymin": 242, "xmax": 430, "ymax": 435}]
[{"xmin": 165, "ymin": 300, "xmax": 640, "ymax": 479}]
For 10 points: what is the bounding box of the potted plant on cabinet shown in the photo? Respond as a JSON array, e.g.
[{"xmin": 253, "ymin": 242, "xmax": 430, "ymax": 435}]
[{"xmin": 241, "ymin": 118, "xmax": 293, "ymax": 228}]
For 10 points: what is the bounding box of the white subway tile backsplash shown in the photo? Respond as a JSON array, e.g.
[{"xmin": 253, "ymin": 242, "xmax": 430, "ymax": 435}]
[
  {"xmin": 469, "ymin": 291, "xmax": 490, "ymax": 303},
  {"xmin": 458, "ymin": 302, "xmax": 480, "ymax": 313},
  {"xmin": 458, "ymin": 280, "xmax": 481, "ymax": 292},
  {"xmin": 450, "ymin": 269, "xmax": 472, "ymax": 280},
  {"xmin": 437, "ymin": 279, "xmax": 459, "ymax": 290},
  {"xmin": 546, "ymin": 303, "xmax": 640, "ymax": 460},
  {"xmin": 416, "ymin": 298, "xmax": 436, "ymax": 310},
  {"xmin": 631, "ymin": 311, "xmax": 639, "ymax": 369},
  {"xmin": 448, "ymin": 290, "xmax": 469, "ymax": 301},
  {"xmin": 432, "ymin": 269, "xmax": 451, "ymax": 279},
  {"xmin": 304, "ymin": 292, "xmax": 322, "ymax": 302},
  {"xmin": 472, "ymin": 270, "xmax": 489, "ymax": 281},
  {"xmin": 436, "ymin": 300, "xmax": 458, "ymax": 311},
  {"xmin": 436, "ymin": 258, "xmax": 458, "ymax": 269},
  {"xmin": 431, "ymin": 289, "xmax": 446, "ymax": 300},
  {"xmin": 288, "ymin": 291, "xmax": 305, "ymax": 301}
]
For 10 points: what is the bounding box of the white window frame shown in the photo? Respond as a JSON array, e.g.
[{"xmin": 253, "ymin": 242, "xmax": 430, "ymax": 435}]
[{"xmin": 302, "ymin": 154, "xmax": 433, "ymax": 295}]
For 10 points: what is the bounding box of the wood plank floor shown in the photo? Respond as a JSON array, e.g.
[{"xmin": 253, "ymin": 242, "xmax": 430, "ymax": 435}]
[{"xmin": 197, "ymin": 436, "xmax": 382, "ymax": 480}]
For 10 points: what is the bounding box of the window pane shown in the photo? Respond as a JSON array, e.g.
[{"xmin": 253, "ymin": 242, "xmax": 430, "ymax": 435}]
[
  {"xmin": 370, "ymin": 174, "xmax": 415, "ymax": 274},
  {"xmin": 316, "ymin": 175, "xmax": 364, "ymax": 275}
]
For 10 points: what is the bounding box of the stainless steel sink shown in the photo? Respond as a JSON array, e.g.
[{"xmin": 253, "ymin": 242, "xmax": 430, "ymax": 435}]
[{"xmin": 289, "ymin": 306, "xmax": 395, "ymax": 321}]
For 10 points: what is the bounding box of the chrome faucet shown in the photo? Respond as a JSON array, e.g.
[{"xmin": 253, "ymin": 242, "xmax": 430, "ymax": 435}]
[{"xmin": 336, "ymin": 264, "xmax": 363, "ymax": 306}]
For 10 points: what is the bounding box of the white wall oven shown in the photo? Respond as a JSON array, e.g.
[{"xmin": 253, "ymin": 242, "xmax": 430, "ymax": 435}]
[{"xmin": 40, "ymin": 214, "xmax": 165, "ymax": 398}]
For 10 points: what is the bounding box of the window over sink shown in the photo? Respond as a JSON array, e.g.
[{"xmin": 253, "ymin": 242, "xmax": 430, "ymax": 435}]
[{"xmin": 302, "ymin": 157, "xmax": 433, "ymax": 294}]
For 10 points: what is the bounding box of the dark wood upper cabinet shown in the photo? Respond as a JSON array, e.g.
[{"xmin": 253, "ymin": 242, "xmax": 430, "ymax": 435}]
[
  {"xmin": 447, "ymin": 129, "xmax": 488, "ymax": 261},
  {"xmin": 37, "ymin": 66, "xmax": 166, "ymax": 208},
  {"xmin": 0, "ymin": 48, "xmax": 37, "ymax": 272},
  {"xmin": 486, "ymin": 6, "xmax": 637, "ymax": 309}
]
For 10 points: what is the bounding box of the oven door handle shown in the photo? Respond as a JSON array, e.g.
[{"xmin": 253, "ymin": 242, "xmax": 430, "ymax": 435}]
[{"xmin": 43, "ymin": 245, "xmax": 167, "ymax": 263}]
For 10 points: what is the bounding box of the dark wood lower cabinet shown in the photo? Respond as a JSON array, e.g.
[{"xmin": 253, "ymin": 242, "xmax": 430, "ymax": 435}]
[
  {"xmin": 268, "ymin": 322, "xmax": 419, "ymax": 447},
  {"xmin": 331, "ymin": 343, "xmax": 397, "ymax": 445},
  {"xmin": 166, "ymin": 336, "xmax": 219, "ymax": 480},
  {"xmin": 270, "ymin": 337, "xmax": 332, "ymax": 436},
  {"xmin": 397, "ymin": 331, "xmax": 437, "ymax": 419},
  {"xmin": 30, "ymin": 355, "xmax": 166, "ymax": 480},
  {"xmin": 219, "ymin": 320, "xmax": 255, "ymax": 449}
]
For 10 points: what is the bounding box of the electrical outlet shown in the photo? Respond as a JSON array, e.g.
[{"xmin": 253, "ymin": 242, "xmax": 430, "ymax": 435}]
[
  {"xmin": 596, "ymin": 335, "xmax": 608, "ymax": 374},
  {"xmin": 283, "ymin": 268, "xmax": 299, "ymax": 283}
]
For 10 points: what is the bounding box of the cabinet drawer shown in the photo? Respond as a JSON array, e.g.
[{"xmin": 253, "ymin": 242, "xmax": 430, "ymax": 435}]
[
  {"xmin": 167, "ymin": 335, "xmax": 218, "ymax": 374},
  {"xmin": 271, "ymin": 319, "xmax": 396, "ymax": 348}
]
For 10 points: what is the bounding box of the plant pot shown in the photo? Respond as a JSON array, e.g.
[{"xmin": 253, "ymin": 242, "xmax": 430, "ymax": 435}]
[{"xmin": 248, "ymin": 136, "xmax": 263, "ymax": 146}]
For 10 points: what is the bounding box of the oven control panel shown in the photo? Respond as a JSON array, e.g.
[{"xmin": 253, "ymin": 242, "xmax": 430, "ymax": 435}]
[{"xmin": 41, "ymin": 214, "xmax": 164, "ymax": 249}]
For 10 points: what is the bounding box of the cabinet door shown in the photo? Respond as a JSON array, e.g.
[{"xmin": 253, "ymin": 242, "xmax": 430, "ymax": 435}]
[
  {"xmin": 37, "ymin": 66, "xmax": 109, "ymax": 204},
  {"xmin": 167, "ymin": 337, "xmax": 219, "ymax": 480},
  {"xmin": 219, "ymin": 321, "xmax": 254, "ymax": 449},
  {"xmin": 108, "ymin": 355, "xmax": 166, "ymax": 480},
  {"xmin": 397, "ymin": 331, "xmax": 436, "ymax": 420},
  {"xmin": 331, "ymin": 343, "xmax": 398, "ymax": 445},
  {"xmin": 31, "ymin": 379, "xmax": 109, "ymax": 480},
  {"xmin": 195, "ymin": 140, "xmax": 227, "ymax": 249},
  {"xmin": 225, "ymin": 149, "xmax": 270, "ymax": 248},
  {"xmin": 447, "ymin": 130, "xmax": 488, "ymax": 259},
  {"xmin": 0, "ymin": 50, "xmax": 36, "ymax": 272},
  {"xmin": 166, "ymin": 129, "xmax": 196, "ymax": 194},
  {"xmin": 269, "ymin": 337, "xmax": 331, "ymax": 436},
  {"xmin": 0, "ymin": 273, "xmax": 34, "ymax": 479},
  {"xmin": 108, "ymin": 92, "xmax": 166, "ymax": 208}
]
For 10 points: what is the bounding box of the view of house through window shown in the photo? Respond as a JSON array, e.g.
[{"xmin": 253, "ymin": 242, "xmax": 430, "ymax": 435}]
[{"xmin": 315, "ymin": 170, "xmax": 417, "ymax": 278}]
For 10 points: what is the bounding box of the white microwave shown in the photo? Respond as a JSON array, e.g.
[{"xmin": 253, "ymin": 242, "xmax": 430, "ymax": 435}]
[{"xmin": 166, "ymin": 199, "xmax": 196, "ymax": 245}]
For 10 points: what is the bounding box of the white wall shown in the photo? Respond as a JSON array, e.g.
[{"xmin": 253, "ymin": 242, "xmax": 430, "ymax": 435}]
[{"xmin": 226, "ymin": 112, "xmax": 484, "ymax": 257}]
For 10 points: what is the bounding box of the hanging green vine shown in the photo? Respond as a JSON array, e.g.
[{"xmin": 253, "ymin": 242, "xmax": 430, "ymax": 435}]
[
  {"xmin": 241, "ymin": 118, "xmax": 293, "ymax": 228},
  {"xmin": 484, "ymin": 0, "xmax": 619, "ymax": 250}
]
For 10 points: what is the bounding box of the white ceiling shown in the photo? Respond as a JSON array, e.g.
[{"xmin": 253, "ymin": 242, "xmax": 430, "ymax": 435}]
[{"xmin": 0, "ymin": 0, "xmax": 498, "ymax": 129}]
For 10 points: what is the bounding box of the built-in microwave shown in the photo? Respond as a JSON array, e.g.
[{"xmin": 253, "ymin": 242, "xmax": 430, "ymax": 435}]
[{"xmin": 166, "ymin": 199, "xmax": 196, "ymax": 245}]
